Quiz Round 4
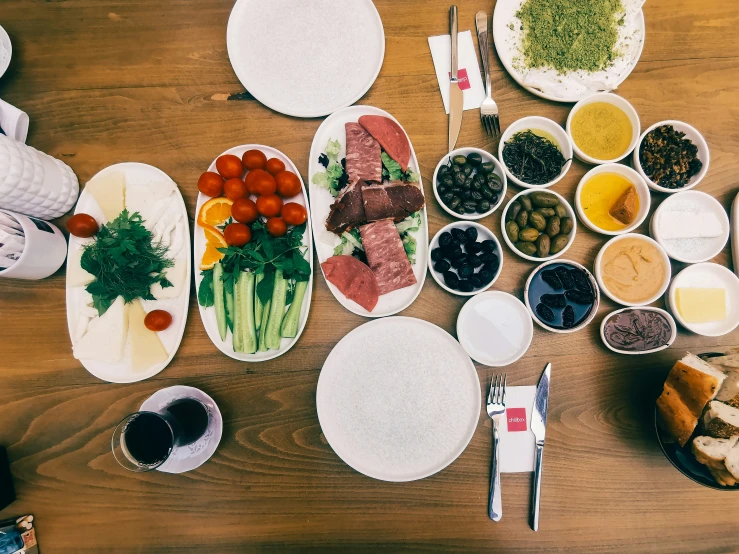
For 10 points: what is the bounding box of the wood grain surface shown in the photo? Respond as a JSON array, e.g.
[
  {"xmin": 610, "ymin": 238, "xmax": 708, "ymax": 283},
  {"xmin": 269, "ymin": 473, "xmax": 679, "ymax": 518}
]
[{"xmin": 1, "ymin": 0, "xmax": 738, "ymax": 552}]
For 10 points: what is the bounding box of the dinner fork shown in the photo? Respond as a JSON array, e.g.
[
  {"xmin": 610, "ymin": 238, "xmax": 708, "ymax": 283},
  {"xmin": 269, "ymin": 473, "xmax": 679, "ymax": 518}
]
[
  {"xmin": 486, "ymin": 373, "xmax": 506, "ymax": 521},
  {"xmin": 475, "ymin": 11, "xmax": 501, "ymax": 138}
]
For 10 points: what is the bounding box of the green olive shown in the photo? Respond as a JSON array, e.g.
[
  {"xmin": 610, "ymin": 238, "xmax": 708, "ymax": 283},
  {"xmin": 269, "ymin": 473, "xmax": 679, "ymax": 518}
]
[
  {"xmin": 519, "ymin": 195, "xmax": 533, "ymax": 211},
  {"xmin": 505, "ymin": 221, "xmax": 520, "ymax": 243},
  {"xmin": 452, "ymin": 155, "xmax": 467, "ymax": 166},
  {"xmin": 519, "ymin": 227, "xmax": 540, "ymax": 242},
  {"xmin": 554, "ymin": 203, "xmax": 567, "ymax": 218},
  {"xmin": 535, "ymin": 234, "xmax": 551, "ymax": 257},
  {"xmin": 515, "ymin": 241, "xmax": 538, "ymax": 256},
  {"xmin": 535, "ymin": 208, "xmax": 556, "ymax": 218},
  {"xmin": 515, "ymin": 209, "xmax": 529, "ymax": 229},
  {"xmin": 550, "ymin": 234, "xmax": 569, "ymax": 254},
  {"xmin": 530, "ymin": 192, "xmax": 558, "ymax": 208},
  {"xmin": 529, "ymin": 211, "xmax": 547, "ymax": 232},
  {"xmin": 506, "ymin": 201, "xmax": 521, "ymax": 222},
  {"xmin": 546, "ymin": 216, "xmax": 561, "ymax": 238},
  {"xmin": 560, "ymin": 216, "xmax": 573, "ymax": 235}
]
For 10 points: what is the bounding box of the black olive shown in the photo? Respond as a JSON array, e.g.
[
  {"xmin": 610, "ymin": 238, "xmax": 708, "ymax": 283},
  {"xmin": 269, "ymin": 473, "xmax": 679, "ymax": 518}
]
[
  {"xmin": 480, "ymin": 161, "xmax": 496, "ymax": 174},
  {"xmin": 480, "ymin": 251, "xmax": 498, "ymax": 264},
  {"xmin": 464, "ymin": 227, "xmax": 478, "ymax": 242},
  {"xmin": 555, "ymin": 266, "xmax": 576, "ymax": 290},
  {"xmin": 472, "ymin": 174, "xmax": 485, "ymax": 190},
  {"xmin": 451, "ymin": 187, "xmax": 462, "ymax": 195},
  {"xmin": 489, "ymin": 194, "xmax": 498, "ymax": 206},
  {"xmin": 540, "ymin": 293, "xmax": 566, "ymax": 309},
  {"xmin": 488, "ymin": 174, "xmax": 504, "ymax": 192},
  {"xmin": 481, "ymin": 240, "xmax": 497, "ymax": 253},
  {"xmin": 464, "ymin": 174, "xmax": 475, "ymax": 189},
  {"xmin": 480, "ymin": 185, "xmax": 494, "ymax": 199},
  {"xmin": 570, "ymin": 270, "xmax": 592, "ymax": 293},
  {"xmin": 468, "ymin": 253, "xmax": 484, "ymax": 267},
  {"xmin": 467, "ymin": 152, "xmax": 483, "ymax": 166},
  {"xmin": 540, "ymin": 269, "xmax": 563, "ymax": 290},
  {"xmin": 463, "ymin": 200, "xmax": 478, "ymax": 212},
  {"xmin": 565, "ymin": 289, "xmax": 594, "ymax": 305},
  {"xmin": 437, "ymin": 185, "xmax": 447, "ymax": 195},
  {"xmin": 467, "ymin": 241, "xmax": 482, "ymax": 254},
  {"xmin": 483, "ymin": 260, "xmax": 499, "ymax": 275},
  {"xmin": 447, "ymin": 245, "xmax": 465, "ymax": 259},
  {"xmin": 442, "ymin": 175, "xmax": 454, "ymax": 188},
  {"xmin": 478, "ymin": 268, "xmax": 494, "ymax": 283},
  {"xmin": 461, "ymin": 189, "xmax": 472, "ymax": 200},
  {"xmin": 457, "ymin": 205, "xmax": 466, "ymax": 214},
  {"xmin": 442, "ymin": 191, "xmax": 454, "ymax": 203},
  {"xmin": 431, "ymin": 247, "xmax": 444, "ymax": 262},
  {"xmin": 451, "ymin": 228, "xmax": 467, "ymax": 243},
  {"xmin": 448, "ymin": 197, "xmax": 462, "ymax": 211},
  {"xmin": 562, "ymin": 305, "xmax": 576, "ymax": 328},
  {"xmin": 450, "ymin": 256, "xmax": 466, "ymax": 269},
  {"xmin": 536, "ymin": 304, "xmax": 556, "ymax": 323},
  {"xmin": 438, "ymin": 165, "xmax": 450, "ymax": 177},
  {"xmin": 457, "ymin": 279, "xmax": 474, "ymax": 293},
  {"xmin": 452, "ymin": 163, "xmax": 462, "ymax": 174},
  {"xmin": 454, "ymin": 172, "xmax": 466, "ymax": 187},
  {"xmin": 458, "ymin": 264, "xmax": 474, "ymax": 278},
  {"xmin": 470, "ymin": 274, "xmax": 483, "ymax": 288},
  {"xmin": 471, "ymin": 190, "xmax": 483, "ymax": 201},
  {"xmin": 478, "ymin": 200, "xmax": 491, "ymax": 212},
  {"xmin": 462, "ymin": 163, "xmax": 473, "ymax": 176},
  {"xmin": 444, "ymin": 271, "xmax": 460, "ymax": 289},
  {"xmin": 434, "ymin": 259, "xmax": 451, "ymax": 273},
  {"xmin": 438, "ymin": 232, "xmax": 453, "ymax": 248}
]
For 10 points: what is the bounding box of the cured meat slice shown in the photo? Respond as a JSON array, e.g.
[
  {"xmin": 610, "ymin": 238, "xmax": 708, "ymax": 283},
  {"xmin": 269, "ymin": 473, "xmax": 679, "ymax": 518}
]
[
  {"xmin": 345, "ymin": 123, "xmax": 382, "ymax": 183},
  {"xmin": 326, "ymin": 179, "xmax": 366, "ymax": 234},
  {"xmin": 359, "ymin": 115, "xmax": 411, "ymax": 171},
  {"xmin": 360, "ymin": 219, "xmax": 417, "ymax": 295},
  {"xmin": 362, "ymin": 181, "xmax": 425, "ymax": 222},
  {"xmin": 321, "ymin": 255, "xmax": 379, "ymax": 312}
]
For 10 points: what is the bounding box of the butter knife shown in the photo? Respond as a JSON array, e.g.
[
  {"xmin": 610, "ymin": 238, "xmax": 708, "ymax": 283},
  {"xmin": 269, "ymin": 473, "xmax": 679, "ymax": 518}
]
[
  {"xmin": 530, "ymin": 363, "xmax": 551, "ymax": 532},
  {"xmin": 448, "ymin": 5, "xmax": 463, "ymax": 152}
]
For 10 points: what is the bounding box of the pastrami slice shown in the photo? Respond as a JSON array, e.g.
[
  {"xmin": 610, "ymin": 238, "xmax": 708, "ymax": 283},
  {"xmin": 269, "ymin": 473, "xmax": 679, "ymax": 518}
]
[{"xmin": 358, "ymin": 115, "xmax": 411, "ymax": 172}]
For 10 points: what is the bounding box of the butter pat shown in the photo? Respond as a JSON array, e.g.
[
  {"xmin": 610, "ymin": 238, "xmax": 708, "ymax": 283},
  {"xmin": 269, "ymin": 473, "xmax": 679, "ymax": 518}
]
[
  {"xmin": 676, "ymin": 287, "xmax": 727, "ymax": 323},
  {"xmin": 85, "ymin": 171, "xmax": 125, "ymax": 222},
  {"xmin": 128, "ymin": 299, "xmax": 169, "ymax": 373}
]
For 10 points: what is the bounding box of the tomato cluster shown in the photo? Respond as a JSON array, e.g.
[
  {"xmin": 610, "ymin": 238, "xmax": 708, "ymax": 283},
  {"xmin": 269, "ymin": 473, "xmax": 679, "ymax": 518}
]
[{"xmin": 198, "ymin": 150, "xmax": 308, "ymax": 245}]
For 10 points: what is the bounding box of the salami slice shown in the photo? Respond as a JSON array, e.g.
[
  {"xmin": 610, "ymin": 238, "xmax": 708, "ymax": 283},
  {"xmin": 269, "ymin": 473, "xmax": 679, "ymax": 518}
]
[
  {"xmin": 345, "ymin": 123, "xmax": 382, "ymax": 182},
  {"xmin": 321, "ymin": 255, "xmax": 380, "ymax": 312},
  {"xmin": 360, "ymin": 219, "xmax": 416, "ymax": 295},
  {"xmin": 358, "ymin": 115, "xmax": 411, "ymax": 172}
]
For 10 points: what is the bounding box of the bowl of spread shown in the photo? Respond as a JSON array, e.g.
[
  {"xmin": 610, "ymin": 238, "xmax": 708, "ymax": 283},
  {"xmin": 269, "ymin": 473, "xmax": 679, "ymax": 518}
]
[
  {"xmin": 600, "ymin": 307, "xmax": 676, "ymax": 355},
  {"xmin": 595, "ymin": 234, "xmax": 671, "ymax": 307}
]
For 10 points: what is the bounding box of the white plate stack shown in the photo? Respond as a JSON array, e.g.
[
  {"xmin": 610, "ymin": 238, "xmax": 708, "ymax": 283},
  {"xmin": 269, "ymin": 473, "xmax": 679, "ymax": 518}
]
[{"xmin": 0, "ymin": 134, "xmax": 79, "ymax": 220}]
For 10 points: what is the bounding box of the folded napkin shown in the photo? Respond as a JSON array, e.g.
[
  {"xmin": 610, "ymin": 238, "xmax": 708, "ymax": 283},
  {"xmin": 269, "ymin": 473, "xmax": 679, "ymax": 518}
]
[
  {"xmin": 499, "ymin": 385, "xmax": 536, "ymax": 473},
  {"xmin": 0, "ymin": 98, "xmax": 28, "ymax": 142},
  {"xmin": 428, "ymin": 31, "xmax": 486, "ymax": 115}
]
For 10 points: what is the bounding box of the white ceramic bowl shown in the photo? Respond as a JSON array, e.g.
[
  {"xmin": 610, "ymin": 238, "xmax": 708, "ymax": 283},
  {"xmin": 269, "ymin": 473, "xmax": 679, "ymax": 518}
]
[
  {"xmin": 498, "ymin": 116, "xmax": 573, "ymax": 189},
  {"xmin": 594, "ymin": 233, "xmax": 671, "ymax": 307},
  {"xmin": 432, "ymin": 147, "xmax": 506, "ymax": 220},
  {"xmin": 575, "ymin": 163, "xmax": 651, "ymax": 236},
  {"xmin": 633, "ymin": 120, "xmax": 709, "ymax": 193},
  {"xmin": 566, "ymin": 92, "xmax": 641, "ymax": 165},
  {"xmin": 0, "ymin": 25, "xmax": 11, "ymax": 79},
  {"xmin": 428, "ymin": 221, "xmax": 503, "ymax": 296},
  {"xmin": 500, "ymin": 189, "xmax": 577, "ymax": 262},
  {"xmin": 524, "ymin": 259, "xmax": 600, "ymax": 333},
  {"xmin": 599, "ymin": 307, "xmax": 677, "ymax": 355}
]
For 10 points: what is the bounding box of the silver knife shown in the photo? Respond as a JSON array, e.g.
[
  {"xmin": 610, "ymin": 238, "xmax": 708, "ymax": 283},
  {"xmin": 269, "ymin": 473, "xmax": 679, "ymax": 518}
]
[
  {"xmin": 530, "ymin": 363, "xmax": 551, "ymax": 532},
  {"xmin": 448, "ymin": 5, "xmax": 463, "ymax": 152}
]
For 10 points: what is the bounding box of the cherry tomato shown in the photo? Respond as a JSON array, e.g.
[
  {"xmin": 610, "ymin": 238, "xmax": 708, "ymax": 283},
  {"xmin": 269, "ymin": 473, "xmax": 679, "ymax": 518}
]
[
  {"xmin": 265, "ymin": 158, "xmax": 286, "ymax": 176},
  {"xmin": 197, "ymin": 171, "xmax": 225, "ymax": 197},
  {"xmin": 242, "ymin": 149, "xmax": 267, "ymax": 170},
  {"xmin": 256, "ymin": 194, "xmax": 283, "ymax": 218},
  {"xmin": 275, "ymin": 171, "xmax": 302, "ymax": 198},
  {"xmin": 281, "ymin": 202, "xmax": 308, "ymax": 226},
  {"xmin": 215, "ymin": 154, "xmax": 244, "ymax": 179},
  {"xmin": 224, "ymin": 178, "xmax": 248, "ymax": 200},
  {"xmin": 245, "ymin": 169, "xmax": 268, "ymax": 195},
  {"xmin": 253, "ymin": 172, "xmax": 277, "ymax": 196},
  {"xmin": 144, "ymin": 309, "xmax": 173, "ymax": 332},
  {"xmin": 266, "ymin": 217, "xmax": 287, "ymax": 237},
  {"xmin": 224, "ymin": 222, "xmax": 252, "ymax": 246},
  {"xmin": 66, "ymin": 213, "xmax": 99, "ymax": 238},
  {"xmin": 231, "ymin": 198, "xmax": 259, "ymax": 224}
]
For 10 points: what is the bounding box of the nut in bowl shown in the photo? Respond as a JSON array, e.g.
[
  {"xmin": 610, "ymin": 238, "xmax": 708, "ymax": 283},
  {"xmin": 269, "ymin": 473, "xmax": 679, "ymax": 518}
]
[
  {"xmin": 428, "ymin": 222, "xmax": 502, "ymax": 296},
  {"xmin": 433, "ymin": 147, "xmax": 506, "ymax": 220},
  {"xmin": 501, "ymin": 189, "xmax": 577, "ymax": 262}
]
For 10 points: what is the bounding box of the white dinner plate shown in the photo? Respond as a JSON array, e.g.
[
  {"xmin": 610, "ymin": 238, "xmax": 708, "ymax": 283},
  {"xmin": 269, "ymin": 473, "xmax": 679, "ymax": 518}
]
[
  {"xmin": 308, "ymin": 105, "xmax": 429, "ymax": 317},
  {"xmin": 317, "ymin": 317, "xmax": 480, "ymax": 482},
  {"xmin": 226, "ymin": 0, "xmax": 385, "ymax": 117}
]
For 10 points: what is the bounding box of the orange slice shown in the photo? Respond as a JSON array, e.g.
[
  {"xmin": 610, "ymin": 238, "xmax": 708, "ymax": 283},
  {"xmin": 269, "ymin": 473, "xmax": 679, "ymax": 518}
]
[
  {"xmin": 197, "ymin": 197, "xmax": 233, "ymax": 227},
  {"xmin": 200, "ymin": 224, "xmax": 228, "ymax": 270}
]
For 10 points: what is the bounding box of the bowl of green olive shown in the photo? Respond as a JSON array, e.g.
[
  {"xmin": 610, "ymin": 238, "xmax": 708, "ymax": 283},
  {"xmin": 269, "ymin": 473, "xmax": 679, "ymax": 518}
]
[
  {"xmin": 433, "ymin": 147, "xmax": 507, "ymax": 220},
  {"xmin": 500, "ymin": 189, "xmax": 577, "ymax": 262}
]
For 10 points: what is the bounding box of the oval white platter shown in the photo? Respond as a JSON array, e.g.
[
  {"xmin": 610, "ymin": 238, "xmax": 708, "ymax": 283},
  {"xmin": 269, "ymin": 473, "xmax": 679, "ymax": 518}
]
[
  {"xmin": 308, "ymin": 105, "xmax": 429, "ymax": 318},
  {"xmin": 66, "ymin": 163, "xmax": 191, "ymax": 383},
  {"xmin": 193, "ymin": 145, "xmax": 313, "ymax": 362}
]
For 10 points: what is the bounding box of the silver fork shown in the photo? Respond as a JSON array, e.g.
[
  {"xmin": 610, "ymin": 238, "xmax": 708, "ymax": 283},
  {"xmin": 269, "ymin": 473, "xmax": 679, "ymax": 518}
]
[
  {"xmin": 475, "ymin": 11, "xmax": 501, "ymax": 138},
  {"xmin": 486, "ymin": 373, "xmax": 506, "ymax": 521}
]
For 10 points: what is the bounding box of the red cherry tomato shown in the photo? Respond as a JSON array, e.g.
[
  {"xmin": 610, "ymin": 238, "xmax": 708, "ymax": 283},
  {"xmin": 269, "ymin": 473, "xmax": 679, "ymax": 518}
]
[
  {"xmin": 256, "ymin": 194, "xmax": 283, "ymax": 218},
  {"xmin": 215, "ymin": 154, "xmax": 244, "ymax": 179},
  {"xmin": 281, "ymin": 202, "xmax": 308, "ymax": 226},
  {"xmin": 245, "ymin": 169, "xmax": 268, "ymax": 195},
  {"xmin": 253, "ymin": 172, "xmax": 277, "ymax": 196},
  {"xmin": 197, "ymin": 171, "xmax": 225, "ymax": 197},
  {"xmin": 66, "ymin": 213, "xmax": 99, "ymax": 238},
  {"xmin": 224, "ymin": 222, "xmax": 252, "ymax": 246},
  {"xmin": 242, "ymin": 149, "xmax": 267, "ymax": 170},
  {"xmin": 266, "ymin": 217, "xmax": 287, "ymax": 237},
  {"xmin": 224, "ymin": 178, "xmax": 248, "ymax": 200},
  {"xmin": 144, "ymin": 309, "xmax": 173, "ymax": 331},
  {"xmin": 231, "ymin": 198, "xmax": 259, "ymax": 224},
  {"xmin": 265, "ymin": 158, "xmax": 286, "ymax": 176},
  {"xmin": 275, "ymin": 171, "xmax": 302, "ymax": 198}
]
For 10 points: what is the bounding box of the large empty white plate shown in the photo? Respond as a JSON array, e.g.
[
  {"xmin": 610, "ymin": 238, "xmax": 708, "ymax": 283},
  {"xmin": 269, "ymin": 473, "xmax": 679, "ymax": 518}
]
[
  {"xmin": 227, "ymin": 0, "xmax": 385, "ymax": 117},
  {"xmin": 317, "ymin": 317, "xmax": 480, "ymax": 482}
]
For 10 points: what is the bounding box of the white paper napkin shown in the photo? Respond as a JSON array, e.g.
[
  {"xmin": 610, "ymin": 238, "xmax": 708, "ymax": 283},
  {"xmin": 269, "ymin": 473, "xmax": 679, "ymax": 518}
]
[
  {"xmin": 0, "ymin": 98, "xmax": 29, "ymax": 143},
  {"xmin": 428, "ymin": 31, "xmax": 486, "ymax": 114},
  {"xmin": 499, "ymin": 385, "xmax": 536, "ymax": 473}
]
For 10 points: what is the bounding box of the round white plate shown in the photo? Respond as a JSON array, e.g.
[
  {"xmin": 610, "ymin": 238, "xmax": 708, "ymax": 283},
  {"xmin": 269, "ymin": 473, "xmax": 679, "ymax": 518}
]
[
  {"xmin": 226, "ymin": 0, "xmax": 385, "ymax": 118},
  {"xmin": 0, "ymin": 25, "xmax": 11, "ymax": 79},
  {"xmin": 140, "ymin": 386, "xmax": 223, "ymax": 474},
  {"xmin": 308, "ymin": 105, "xmax": 429, "ymax": 317},
  {"xmin": 193, "ymin": 145, "xmax": 313, "ymax": 362},
  {"xmin": 493, "ymin": 0, "xmax": 645, "ymax": 102},
  {"xmin": 317, "ymin": 317, "xmax": 480, "ymax": 482},
  {"xmin": 457, "ymin": 291, "xmax": 533, "ymax": 366},
  {"xmin": 66, "ymin": 163, "xmax": 191, "ymax": 383}
]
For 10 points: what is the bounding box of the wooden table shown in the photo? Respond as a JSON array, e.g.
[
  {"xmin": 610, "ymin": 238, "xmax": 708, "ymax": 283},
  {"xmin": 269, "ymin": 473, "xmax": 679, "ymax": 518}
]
[{"xmin": 1, "ymin": 1, "xmax": 738, "ymax": 551}]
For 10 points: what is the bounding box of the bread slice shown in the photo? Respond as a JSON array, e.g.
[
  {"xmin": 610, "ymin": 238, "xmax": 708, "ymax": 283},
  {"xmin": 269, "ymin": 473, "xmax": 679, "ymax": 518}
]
[
  {"xmin": 703, "ymin": 401, "xmax": 739, "ymax": 439},
  {"xmin": 716, "ymin": 369, "xmax": 739, "ymax": 409},
  {"xmin": 691, "ymin": 435, "xmax": 738, "ymax": 466},
  {"xmin": 708, "ymin": 465, "xmax": 737, "ymax": 487},
  {"xmin": 724, "ymin": 440, "xmax": 739, "ymax": 481},
  {"xmin": 656, "ymin": 354, "xmax": 726, "ymax": 446}
]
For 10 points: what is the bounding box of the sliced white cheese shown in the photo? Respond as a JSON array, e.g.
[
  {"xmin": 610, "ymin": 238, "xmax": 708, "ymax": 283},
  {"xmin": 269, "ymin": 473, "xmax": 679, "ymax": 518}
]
[
  {"xmin": 85, "ymin": 171, "xmax": 126, "ymax": 222},
  {"xmin": 659, "ymin": 211, "xmax": 723, "ymax": 240},
  {"xmin": 152, "ymin": 256, "xmax": 187, "ymax": 299},
  {"xmin": 128, "ymin": 299, "xmax": 169, "ymax": 373},
  {"xmin": 72, "ymin": 296, "xmax": 128, "ymax": 363},
  {"xmin": 126, "ymin": 182, "xmax": 177, "ymax": 230},
  {"xmin": 67, "ymin": 247, "xmax": 94, "ymax": 287}
]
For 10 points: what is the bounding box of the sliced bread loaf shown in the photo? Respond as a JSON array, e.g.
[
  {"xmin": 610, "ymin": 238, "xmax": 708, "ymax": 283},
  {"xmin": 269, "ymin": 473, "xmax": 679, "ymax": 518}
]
[
  {"xmin": 724, "ymin": 441, "xmax": 739, "ymax": 481},
  {"xmin": 703, "ymin": 401, "xmax": 739, "ymax": 439},
  {"xmin": 691, "ymin": 435, "xmax": 738, "ymax": 466}
]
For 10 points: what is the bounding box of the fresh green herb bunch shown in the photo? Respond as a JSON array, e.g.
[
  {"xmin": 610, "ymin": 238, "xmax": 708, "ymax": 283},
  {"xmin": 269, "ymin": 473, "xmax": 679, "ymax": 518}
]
[
  {"xmin": 81, "ymin": 210, "xmax": 173, "ymax": 315},
  {"xmin": 502, "ymin": 130, "xmax": 569, "ymax": 185}
]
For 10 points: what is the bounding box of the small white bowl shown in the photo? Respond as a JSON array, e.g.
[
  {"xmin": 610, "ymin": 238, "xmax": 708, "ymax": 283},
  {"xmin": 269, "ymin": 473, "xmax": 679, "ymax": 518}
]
[
  {"xmin": 498, "ymin": 116, "xmax": 573, "ymax": 189},
  {"xmin": 524, "ymin": 259, "xmax": 600, "ymax": 334},
  {"xmin": 649, "ymin": 190, "xmax": 730, "ymax": 264},
  {"xmin": 594, "ymin": 233, "xmax": 671, "ymax": 307},
  {"xmin": 432, "ymin": 147, "xmax": 506, "ymax": 220},
  {"xmin": 566, "ymin": 92, "xmax": 641, "ymax": 165},
  {"xmin": 600, "ymin": 307, "xmax": 677, "ymax": 355},
  {"xmin": 667, "ymin": 262, "xmax": 739, "ymax": 337},
  {"xmin": 575, "ymin": 163, "xmax": 651, "ymax": 236},
  {"xmin": 500, "ymin": 189, "xmax": 577, "ymax": 262},
  {"xmin": 633, "ymin": 120, "xmax": 709, "ymax": 193},
  {"xmin": 428, "ymin": 221, "xmax": 503, "ymax": 296},
  {"xmin": 0, "ymin": 25, "xmax": 11, "ymax": 79}
]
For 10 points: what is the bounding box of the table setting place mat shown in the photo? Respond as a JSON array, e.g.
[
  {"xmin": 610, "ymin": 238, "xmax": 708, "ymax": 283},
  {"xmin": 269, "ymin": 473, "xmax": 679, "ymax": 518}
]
[
  {"xmin": 428, "ymin": 30, "xmax": 485, "ymax": 114},
  {"xmin": 499, "ymin": 385, "xmax": 537, "ymax": 473}
]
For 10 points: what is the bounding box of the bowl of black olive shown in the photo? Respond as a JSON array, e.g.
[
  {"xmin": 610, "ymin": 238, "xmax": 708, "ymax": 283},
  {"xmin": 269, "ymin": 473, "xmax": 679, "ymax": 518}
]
[
  {"xmin": 433, "ymin": 147, "xmax": 507, "ymax": 220},
  {"xmin": 428, "ymin": 222, "xmax": 503, "ymax": 296}
]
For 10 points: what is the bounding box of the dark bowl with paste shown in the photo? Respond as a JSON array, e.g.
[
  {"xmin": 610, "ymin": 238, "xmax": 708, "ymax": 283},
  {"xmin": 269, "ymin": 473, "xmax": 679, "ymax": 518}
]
[{"xmin": 600, "ymin": 307, "xmax": 676, "ymax": 355}]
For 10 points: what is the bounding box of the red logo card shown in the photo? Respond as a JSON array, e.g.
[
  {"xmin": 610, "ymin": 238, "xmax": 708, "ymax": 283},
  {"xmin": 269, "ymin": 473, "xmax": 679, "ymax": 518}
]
[
  {"xmin": 506, "ymin": 408, "xmax": 527, "ymax": 432},
  {"xmin": 448, "ymin": 68, "xmax": 471, "ymax": 91}
]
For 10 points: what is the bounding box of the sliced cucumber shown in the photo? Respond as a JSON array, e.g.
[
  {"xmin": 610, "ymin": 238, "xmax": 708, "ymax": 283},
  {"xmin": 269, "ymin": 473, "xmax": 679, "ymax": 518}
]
[
  {"xmin": 225, "ymin": 284, "xmax": 235, "ymax": 334},
  {"xmin": 281, "ymin": 280, "xmax": 308, "ymax": 338},
  {"xmin": 254, "ymin": 272, "xmax": 264, "ymax": 331},
  {"xmin": 258, "ymin": 299, "xmax": 271, "ymax": 352},
  {"xmin": 213, "ymin": 263, "xmax": 227, "ymax": 341},
  {"xmin": 239, "ymin": 271, "xmax": 257, "ymax": 354},
  {"xmin": 232, "ymin": 272, "xmax": 245, "ymax": 353},
  {"xmin": 265, "ymin": 269, "xmax": 287, "ymax": 350}
]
